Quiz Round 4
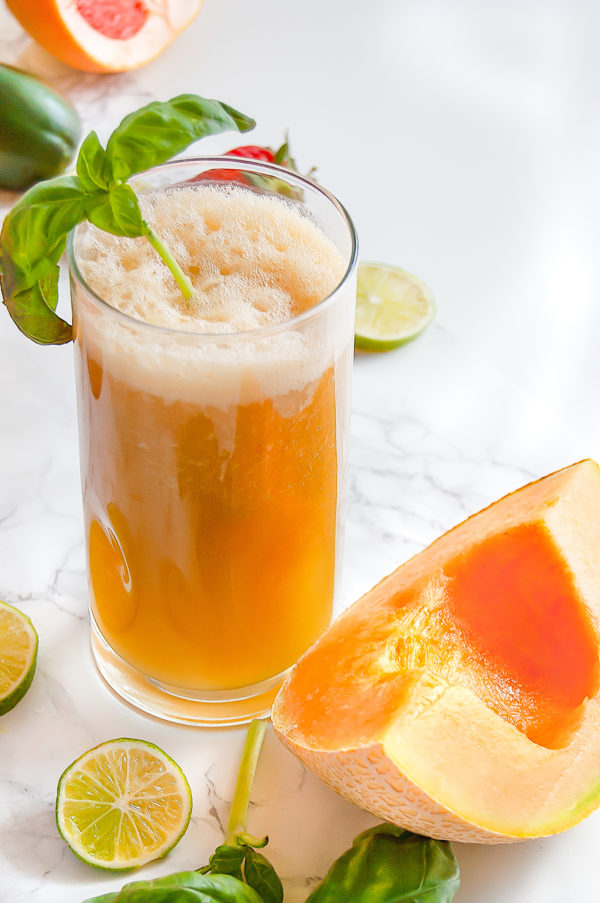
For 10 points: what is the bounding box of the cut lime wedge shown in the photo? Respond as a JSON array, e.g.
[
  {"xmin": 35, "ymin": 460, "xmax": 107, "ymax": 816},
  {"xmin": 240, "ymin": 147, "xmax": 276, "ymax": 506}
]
[
  {"xmin": 56, "ymin": 738, "xmax": 192, "ymax": 870},
  {"xmin": 355, "ymin": 262, "xmax": 435, "ymax": 350},
  {"xmin": 0, "ymin": 600, "xmax": 38, "ymax": 715}
]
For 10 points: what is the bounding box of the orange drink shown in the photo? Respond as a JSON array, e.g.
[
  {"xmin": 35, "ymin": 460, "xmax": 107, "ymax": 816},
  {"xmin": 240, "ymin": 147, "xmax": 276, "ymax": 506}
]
[{"xmin": 69, "ymin": 159, "xmax": 357, "ymax": 724}]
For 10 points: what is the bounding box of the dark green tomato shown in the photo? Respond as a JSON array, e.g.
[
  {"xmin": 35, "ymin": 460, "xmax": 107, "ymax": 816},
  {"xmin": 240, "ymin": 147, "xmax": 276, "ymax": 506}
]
[{"xmin": 0, "ymin": 64, "xmax": 80, "ymax": 191}]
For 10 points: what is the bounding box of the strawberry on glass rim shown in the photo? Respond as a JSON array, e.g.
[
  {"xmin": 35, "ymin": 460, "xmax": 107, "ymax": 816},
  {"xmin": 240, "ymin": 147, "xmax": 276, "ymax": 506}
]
[
  {"xmin": 225, "ymin": 145, "xmax": 279, "ymax": 163},
  {"xmin": 191, "ymin": 138, "xmax": 316, "ymax": 198}
]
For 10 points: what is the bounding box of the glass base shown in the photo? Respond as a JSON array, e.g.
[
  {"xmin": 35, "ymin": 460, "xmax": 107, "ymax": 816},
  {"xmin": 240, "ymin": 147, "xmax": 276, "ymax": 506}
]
[{"xmin": 90, "ymin": 618, "xmax": 287, "ymax": 726}]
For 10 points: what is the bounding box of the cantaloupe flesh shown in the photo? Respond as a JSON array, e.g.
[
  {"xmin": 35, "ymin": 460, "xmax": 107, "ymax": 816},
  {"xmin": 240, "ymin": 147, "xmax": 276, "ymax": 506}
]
[
  {"xmin": 282, "ymin": 523, "xmax": 598, "ymax": 751},
  {"xmin": 274, "ymin": 460, "xmax": 600, "ymax": 838}
]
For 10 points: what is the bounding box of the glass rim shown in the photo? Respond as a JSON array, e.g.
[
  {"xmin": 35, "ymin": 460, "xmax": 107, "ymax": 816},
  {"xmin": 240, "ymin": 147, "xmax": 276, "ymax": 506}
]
[{"xmin": 67, "ymin": 155, "xmax": 358, "ymax": 342}]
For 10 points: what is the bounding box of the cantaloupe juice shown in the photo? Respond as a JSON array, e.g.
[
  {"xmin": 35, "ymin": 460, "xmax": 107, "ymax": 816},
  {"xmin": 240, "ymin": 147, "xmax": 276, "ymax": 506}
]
[{"xmin": 71, "ymin": 175, "xmax": 355, "ymax": 709}]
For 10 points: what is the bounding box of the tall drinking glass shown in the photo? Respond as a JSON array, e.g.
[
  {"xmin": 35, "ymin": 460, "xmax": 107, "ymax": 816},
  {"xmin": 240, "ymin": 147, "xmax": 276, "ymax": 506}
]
[{"xmin": 68, "ymin": 157, "xmax": 357, "ymax": 725}]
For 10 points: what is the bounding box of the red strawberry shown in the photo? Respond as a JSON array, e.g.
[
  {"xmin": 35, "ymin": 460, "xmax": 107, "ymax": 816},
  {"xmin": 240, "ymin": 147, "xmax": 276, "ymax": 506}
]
[
  {"xmin": 190, "ymin": 138, "xmax": 314, "ymax": 199},
  {"xmin": 189, "ymin": 145, "xmax": 277, "ymax": 183},
  {"xmin": 224, "ymin": 145, "xmax": 276, "ymax": 163},
  {"xmin": 191, "ymin": 139, "xmax": 297, "ymax": 183},
  {"xmin": 190, "ymin": 167, "xmax": 249, "ymax": 184}
]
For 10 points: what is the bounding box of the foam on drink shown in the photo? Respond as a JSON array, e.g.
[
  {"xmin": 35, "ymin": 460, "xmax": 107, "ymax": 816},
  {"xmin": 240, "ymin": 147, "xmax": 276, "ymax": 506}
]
[
  {"xmin": 78, "ymin": 183, "xmax": 346, "ymax": 332},
  {"xmin": 74, "ymin": 183, "xmax": 349, "ymax": 409}
]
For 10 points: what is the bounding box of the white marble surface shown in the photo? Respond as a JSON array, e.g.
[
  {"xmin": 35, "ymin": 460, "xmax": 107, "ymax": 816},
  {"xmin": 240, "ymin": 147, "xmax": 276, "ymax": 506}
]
[{"xmin": 2, "ymin": 1, "xmax": 600, "ymax": 900}]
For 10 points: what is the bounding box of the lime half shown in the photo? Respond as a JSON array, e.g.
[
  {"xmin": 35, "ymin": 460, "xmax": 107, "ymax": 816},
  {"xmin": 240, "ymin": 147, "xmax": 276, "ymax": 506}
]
[
  {"xmin": 355, "ymin": 262, "xmax": 435, "ymax": 350},
  {"xmin": 0, "ymin": 601, "xmax": 38, "ymax": 715},
  {"xmin": 56, "ymin": 738, "xmax": 192, "ymax": 870}
]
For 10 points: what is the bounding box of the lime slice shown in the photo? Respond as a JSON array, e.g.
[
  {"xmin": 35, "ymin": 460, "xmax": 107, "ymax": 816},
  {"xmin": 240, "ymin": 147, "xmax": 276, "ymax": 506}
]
[
  {"xmin": 355, "ymin": 262, "xmax": 435, "ymax": 350},
  {"xmin": 0, "ymin": 601, "xmax": 38, "ymax": 715},
  {"xmin": 56, "ymin": 738, "xmax": 192, "ymax": 870}
]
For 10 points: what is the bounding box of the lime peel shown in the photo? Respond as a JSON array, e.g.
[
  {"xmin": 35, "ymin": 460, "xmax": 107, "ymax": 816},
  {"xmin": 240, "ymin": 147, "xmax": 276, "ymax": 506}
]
[
  {"xmin": 355, "ymin": 261, "xmax": 435, "ymax": 351},
  {"xmin": 56, "ymin": 737, "xmax": 192, "ymax": 870},
  {"xmin": 0, "ymin": 600, "xmax": 38, "ymax": 715}
]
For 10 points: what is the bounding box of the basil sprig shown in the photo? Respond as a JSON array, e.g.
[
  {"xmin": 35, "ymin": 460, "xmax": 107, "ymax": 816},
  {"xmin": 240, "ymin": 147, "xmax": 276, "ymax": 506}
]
[
  {"xmin": 199, "ymin": 837, "xmax": 282, "ymax": 903},
  {"xmin": 81, "ymin": 719, "xmax": 459, "ymax": 903},
  {"xmin": 197, "ymin": 720, "xmax": 283, "ymax": 903},
  {"xmin": 0, "ymin": 95, "xmax": 255, "ymax": 345}
]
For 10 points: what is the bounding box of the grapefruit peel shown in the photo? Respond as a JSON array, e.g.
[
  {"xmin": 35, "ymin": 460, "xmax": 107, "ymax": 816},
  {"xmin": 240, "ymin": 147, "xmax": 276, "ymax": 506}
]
[{"xmin": 6, "ymin": 0, "xmax": 205, "ymax": 73}]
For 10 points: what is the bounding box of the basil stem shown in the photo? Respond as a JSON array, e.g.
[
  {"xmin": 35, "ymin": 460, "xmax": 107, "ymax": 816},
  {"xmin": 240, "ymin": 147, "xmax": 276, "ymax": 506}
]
[
  {"xmin": 227, "ymin": 719, "xmax": 268, "ymax": 843},
  {"xmin": 145, "ymin": 224, "xmax": 195, "ymax": 300}
]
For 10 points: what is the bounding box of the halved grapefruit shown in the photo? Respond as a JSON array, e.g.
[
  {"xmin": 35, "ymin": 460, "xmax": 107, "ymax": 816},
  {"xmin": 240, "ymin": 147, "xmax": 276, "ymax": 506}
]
[
  {"xmin": 272, "ymin": 460, "xmax": 600, "ymax": 842},
  {"xmin": 6, "ymin": 0, "xmax": 204, "ymax": 73}
]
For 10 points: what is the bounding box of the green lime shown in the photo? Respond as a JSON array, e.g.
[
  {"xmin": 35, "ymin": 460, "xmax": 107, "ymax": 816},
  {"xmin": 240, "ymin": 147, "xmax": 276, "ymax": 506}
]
[
  {"xmin": 0, "ymin": 600, "xmax": 38, "ymax": 715},
  {"xmin": 355, "ymin": 262, "xmax": 435, "ymax": 350},
  {"xmin": 56, "ymin": 738, "xmax": 192, "ymax": 870}
]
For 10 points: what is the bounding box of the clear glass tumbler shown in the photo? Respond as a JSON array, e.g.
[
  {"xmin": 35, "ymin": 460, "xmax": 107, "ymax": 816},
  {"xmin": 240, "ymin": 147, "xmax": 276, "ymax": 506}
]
[{"xmin": 68, "ymin": 157, "xmax": 358, "ymax": 725}]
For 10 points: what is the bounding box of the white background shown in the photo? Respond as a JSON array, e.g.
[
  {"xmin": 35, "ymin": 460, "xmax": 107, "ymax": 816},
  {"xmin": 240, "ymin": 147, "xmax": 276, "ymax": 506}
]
[{"xmin": 1, "ymin": 1, "xmax": 600, "ymax": 900}]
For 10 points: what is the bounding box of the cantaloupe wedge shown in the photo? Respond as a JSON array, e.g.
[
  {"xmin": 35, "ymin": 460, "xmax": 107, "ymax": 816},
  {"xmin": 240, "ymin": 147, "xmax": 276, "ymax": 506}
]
[{"xmin": 272, "ymin": 460, "xmax": 600, "ymax": 843}]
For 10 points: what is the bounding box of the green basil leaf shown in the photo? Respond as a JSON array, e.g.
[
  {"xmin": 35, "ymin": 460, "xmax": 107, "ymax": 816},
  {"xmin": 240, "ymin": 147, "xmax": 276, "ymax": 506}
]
[
  {"xmin": 306, "ymin": 824, "xmax": 460, "ymax": 903},
  {"xmin": 106, "ymin": 95, "xmax": 256, "ymax": 183},
  {"xmin": 83, "ymin": 871, "xmax": 264, "ymax": 903},
  {"xmin": 77, "ymin": 131, "xmax": 114, "ymax": 192},
  {"xmin": 87, "ymin": 184, "xmax": 147, "ymax": 238},
  {"xmin": 0, "ymin": 175, "xmax": 88, "ymax": 290},
  {"xmin": 205, "ymin": 843, "xmax": 246, "ymax": 882},
  {"xmin": 39, "ymin": 271, "xmax": 59, "ymax": 312},
  {"xmin": 3, "ymin": 273, "xmax": 71, "ymax": 345},
  {"xmin": 203, "ymin": 840, "xmax": 282, "ymax": 903},
  {"xmin": 242, "ymin": 848, "xmax": 283, "ymax": 903},
  {"xmin": 0, "ymin": 174, "xmax": 89, "ymax": 343}
]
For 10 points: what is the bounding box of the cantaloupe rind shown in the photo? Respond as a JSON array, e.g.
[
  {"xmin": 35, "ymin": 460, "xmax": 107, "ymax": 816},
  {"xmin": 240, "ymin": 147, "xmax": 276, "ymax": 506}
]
[{"xmin": 272, "ymin": 460, "xmax": 600, "ymax": 843}]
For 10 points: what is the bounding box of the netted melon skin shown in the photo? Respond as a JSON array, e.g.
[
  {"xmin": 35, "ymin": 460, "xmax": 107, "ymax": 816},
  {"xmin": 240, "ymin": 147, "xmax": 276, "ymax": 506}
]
[{"xmin": 274, "ymin": 732, "xmax": 518, "ymax": 844}]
